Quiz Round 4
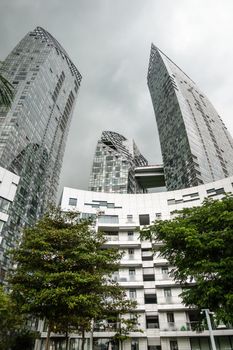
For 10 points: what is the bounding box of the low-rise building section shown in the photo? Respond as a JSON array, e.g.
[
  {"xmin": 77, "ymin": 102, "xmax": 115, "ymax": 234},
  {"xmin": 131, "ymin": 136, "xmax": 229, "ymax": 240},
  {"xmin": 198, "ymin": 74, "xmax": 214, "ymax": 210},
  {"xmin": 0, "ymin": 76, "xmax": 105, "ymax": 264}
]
[{"xmin": 59, "ymin": 176, "xmax": 233, "ymax": 350}]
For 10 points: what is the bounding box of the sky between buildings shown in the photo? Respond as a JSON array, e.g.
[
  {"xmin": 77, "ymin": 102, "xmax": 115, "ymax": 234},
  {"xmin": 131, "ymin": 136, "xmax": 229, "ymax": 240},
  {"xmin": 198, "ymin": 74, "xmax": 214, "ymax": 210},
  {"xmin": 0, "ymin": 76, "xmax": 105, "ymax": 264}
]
[{"xmin": 1, "ymin": 0, "xmax": 233, "ymax": 200}]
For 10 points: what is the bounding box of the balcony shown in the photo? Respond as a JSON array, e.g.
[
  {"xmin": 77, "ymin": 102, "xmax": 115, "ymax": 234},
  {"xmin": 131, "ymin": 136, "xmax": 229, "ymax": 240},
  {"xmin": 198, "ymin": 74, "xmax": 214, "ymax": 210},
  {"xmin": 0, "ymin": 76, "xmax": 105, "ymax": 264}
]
[
  {"xmin": 104, "ymin": 235, "xmax": 119, "ymax": 241},
  {"xmin": 141, "ymin": 250, "xmax": 154, "ymax": 261},
  {"xmin": 93, "ymin": 322, "xmax": 117, "ymax": 332},
  {"xmin": 112, "ymin": 275, "xmax": 144, "ymax": 287},
  {"xmin": 159, "ymin": 321, "xmax": 233, "ymax": 337},
  {"xmin": 119, "ymin": 237, "xmax": 141, "ymax": 248},
  {"xmin": 120, "ymin": 256, "xmax": 142, "ymax": 267},
  {"xmin": 157, "ymin": 297, "xmax": 185, "ymax": 310}
]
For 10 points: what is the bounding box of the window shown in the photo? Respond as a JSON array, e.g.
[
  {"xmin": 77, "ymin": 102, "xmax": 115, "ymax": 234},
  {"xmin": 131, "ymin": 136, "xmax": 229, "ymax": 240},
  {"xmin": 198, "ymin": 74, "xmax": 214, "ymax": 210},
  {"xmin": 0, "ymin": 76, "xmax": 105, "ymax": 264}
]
[
  {"xmin": 129, "ymin": 289, "xmax": 137, "ymax": 299},
  {"xmin": 131, "ymin": 339, "xmax": 139, "ymax": 350},
  {"xmin": 69, "ymin": 197, "xmax": 77, "ymax": 206},
  {"xmin": 139, "ymin": 214, "xmax": 150, "ymax": 225},
  {"xmin": 146, "ymin": 316, "xmax": 159, "ymax": 328},
  {"xmin": 129, "ymin": 268, "xmax": 135, "ymax": 276},
  {"xmin": 127, "ymin": 214, "xmax": 133, "ymax": 222},
  {"xmin": 129, "ymin": 269, "xmax": 136, "ymax": 280},
  {"xmin": 162, "ymin": 267, "xmax": 168, "ymax": 275},
  {"xmin": 167, "ymin": 199, "xmax": 175, "ymax": 205},
  {"xmin": 0, "ymin": 220, "xmax": 4, "ymax": 233},
  {"xmin": 144, "ymin": 293, "xmax": 157, "ymax": 304},
  {"xmin": 170, "ymin": 340, "xmax": 178, "ymax": 350},
  {"xmin": 167, "ymin": 312, "xmax": 174, "ymax": 323},
  {"xmin": 143, "ymin": 274, "xmax": 155, "ymax": 281},
  {"xmin": 128, "ymin": 248, "xmax": 134, "ymax": 258},
  {"xmin": 93, "ymin": 338, "xmax": 117, "ymax": 350},
  {"xmin": 164, "ymin": 288, "xmax": 172, "ymax": 297},
  {"xmin": 107, "ymin": 203, "xmax": 114, "ymax": 208},
  {"xmin": 98, "ymin": 215, "xmax": 119, "ymax": 224},
  {"xmin": 207, "ymin": 187, "xmax": 225, "ymax": 197},
  {"xmin": 0, "ymin": 197, "xmax": 11, "ymax": 213},
  {"xmin": 128, "ymin": 231, "xmax": 134, "ymax": 240},
  {"xmin": 142, "ymin": 249, "xmax": 153, "ymax": 261},
  {"xmin": 130, "ymin": 313, "xmax": 137, "ymax": 321},
  {"xmin": 143, "ymin": 267, "xmax": 155, "ymax": 281}
]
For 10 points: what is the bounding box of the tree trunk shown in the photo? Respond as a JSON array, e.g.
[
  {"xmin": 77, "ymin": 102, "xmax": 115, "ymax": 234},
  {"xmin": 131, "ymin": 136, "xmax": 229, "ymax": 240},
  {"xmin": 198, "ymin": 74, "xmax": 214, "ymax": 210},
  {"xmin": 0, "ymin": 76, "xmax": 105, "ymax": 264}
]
[
  {"xmin": 65, "ymin": 331, "xmax": 69, "ymax": 350},
  {"xmin": 81, "ymin": 329, "xmax": 86, "ymax": 350},
  {"xmin": 45, "ymin": 323, "xmax": 51, "ymax": 350}
]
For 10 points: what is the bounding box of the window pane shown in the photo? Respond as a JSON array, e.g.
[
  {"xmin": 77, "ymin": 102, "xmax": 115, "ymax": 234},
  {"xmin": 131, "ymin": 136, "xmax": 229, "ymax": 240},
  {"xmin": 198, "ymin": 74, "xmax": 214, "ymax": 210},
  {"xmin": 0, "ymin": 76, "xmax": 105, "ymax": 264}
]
[{"xmin": 69, "ymin": 197, "xmax": 77, "ymax": 206}]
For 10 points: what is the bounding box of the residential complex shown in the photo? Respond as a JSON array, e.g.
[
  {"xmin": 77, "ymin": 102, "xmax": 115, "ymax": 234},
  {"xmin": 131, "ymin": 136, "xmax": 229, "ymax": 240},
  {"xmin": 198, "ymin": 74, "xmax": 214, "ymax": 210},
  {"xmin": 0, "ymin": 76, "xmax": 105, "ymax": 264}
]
[
  {"xmin": 55, "ymin": 176, "xmax": 233, "ymax": 350},
  {"xmin": 1, "ymin": 27, "xmax": 233, "ymax": 350},
  {"xmin": 148, "ymin": 44, "xmax": 233, "ymax": 190},
  {"xmin": 89, "ymin": 131, "xmax": 148, "ymax": 193},
  {"xmin": 0, "ymin": 26, "xmax": 81, "ymax": 277}
]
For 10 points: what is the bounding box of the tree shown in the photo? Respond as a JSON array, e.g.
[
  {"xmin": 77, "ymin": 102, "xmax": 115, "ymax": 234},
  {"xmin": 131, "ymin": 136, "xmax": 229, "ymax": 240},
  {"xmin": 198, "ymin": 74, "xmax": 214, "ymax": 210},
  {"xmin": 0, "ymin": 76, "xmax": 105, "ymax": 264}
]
[
  {"xmin": 113, "ymin": 314, "xmax": 142, "ymax": 350},
  {"xmin": 9, "ymin": 208, "xmax": 137, "ymax": 350},
  {"xmin": 0, "ymin": 72, "xmax": 14, "ymax": 107},
  {"xmin": 94, "ymin": 301, "xmax": 142, "ymax": 350},
  {"xmin": 0, "ymin": 286, "xmax": 18, "ymax": 349},
  {"xmin": 0, "ymin": 287, "xmax": 37, "ymax": 350},
  {"xmin": 140, "ymin": 195, "xmax": 233, "ymax": 324}
]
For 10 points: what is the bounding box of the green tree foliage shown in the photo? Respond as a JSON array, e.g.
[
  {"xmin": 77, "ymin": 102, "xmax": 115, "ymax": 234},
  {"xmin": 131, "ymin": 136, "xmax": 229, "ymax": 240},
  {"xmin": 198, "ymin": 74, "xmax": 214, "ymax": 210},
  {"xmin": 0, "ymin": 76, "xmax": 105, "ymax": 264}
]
[
  {"xmin": 9, "ymin": 208, "xmax": 137, "ymax": 350},
  {"xmin": 0, "ymin": 73, "xmax": 14, "ymax": 107},
  {"xmin": 113, "ymin": 314, "xmax": 142, "ymax": 350},
  {"xmin": 0, "ymin": 287, "xmax": 37, "ymax": 350},
  {"xmin": 140, "ymin": 195, "xmax": 233, "ymax": 324}
]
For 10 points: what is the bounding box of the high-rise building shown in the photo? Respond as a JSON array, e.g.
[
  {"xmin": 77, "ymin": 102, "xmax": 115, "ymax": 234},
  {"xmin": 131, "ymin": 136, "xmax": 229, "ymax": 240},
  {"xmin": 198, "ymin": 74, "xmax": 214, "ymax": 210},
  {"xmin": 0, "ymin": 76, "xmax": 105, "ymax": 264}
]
[
  {"xmin": 148, "ymin": 44, "xmax": 233, "ymax": 190},
  {"xmin": 88, "ymin": 131, "xmax": 148, "ymax": 194},
  {"xmin": 0, "ymin": 27, "xmax": 81, "ymax": 276}
]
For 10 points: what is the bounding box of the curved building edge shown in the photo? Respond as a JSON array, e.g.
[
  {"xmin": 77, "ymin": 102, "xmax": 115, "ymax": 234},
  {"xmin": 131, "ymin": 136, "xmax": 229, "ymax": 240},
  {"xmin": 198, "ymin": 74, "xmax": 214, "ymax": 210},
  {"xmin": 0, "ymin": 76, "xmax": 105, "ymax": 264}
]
[{"xmin": 61, "ymin": 175, "xmax": 233, "ymax": 218}]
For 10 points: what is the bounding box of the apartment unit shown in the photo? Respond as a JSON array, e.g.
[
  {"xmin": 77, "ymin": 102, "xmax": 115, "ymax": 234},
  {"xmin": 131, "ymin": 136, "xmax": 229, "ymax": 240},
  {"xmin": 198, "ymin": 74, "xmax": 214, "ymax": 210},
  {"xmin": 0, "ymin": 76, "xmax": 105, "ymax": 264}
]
[
  {"xmin": 0, "ymin": 26, "xmax": 81, "ymax": 272},
  {"xmin": 89, "ymin": 131, "xmax": 148, "ymax": 194},
  {"xmin": 148, "ymin": 44, "xmax": 233, "ymax": 191},
  {"xmin": 56, "ymin": 176, "xmax": 233, "ymax": 350}
]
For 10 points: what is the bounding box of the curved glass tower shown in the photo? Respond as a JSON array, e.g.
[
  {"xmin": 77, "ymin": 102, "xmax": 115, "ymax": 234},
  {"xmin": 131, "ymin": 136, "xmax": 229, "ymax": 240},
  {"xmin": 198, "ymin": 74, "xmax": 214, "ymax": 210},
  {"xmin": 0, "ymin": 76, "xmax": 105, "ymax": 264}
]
[
  {"xmin": 148, "ymin": 44, "xmax": 233, "ymax": 190},
  {"xmin": 0, "ymin": 27, "xmax": 81, "ymax": 277},
  {"xmin": 89, "ymin": 131, "xmax": 148, "ymax": 193}
]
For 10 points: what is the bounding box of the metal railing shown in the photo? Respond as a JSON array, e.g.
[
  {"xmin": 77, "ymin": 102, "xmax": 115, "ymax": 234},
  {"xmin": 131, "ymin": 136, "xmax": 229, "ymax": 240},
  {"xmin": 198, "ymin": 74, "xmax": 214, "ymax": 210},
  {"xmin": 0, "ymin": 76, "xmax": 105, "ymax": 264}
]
[{"xmin": 104, "ymin": 235, "xmax": 119, "ymax": 241}]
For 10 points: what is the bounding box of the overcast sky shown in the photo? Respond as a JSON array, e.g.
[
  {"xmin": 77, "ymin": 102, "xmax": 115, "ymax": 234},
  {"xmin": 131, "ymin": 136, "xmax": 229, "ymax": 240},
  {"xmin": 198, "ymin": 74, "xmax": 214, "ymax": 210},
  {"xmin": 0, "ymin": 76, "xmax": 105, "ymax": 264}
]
[{"xmin": 1, "ymin": 0, "xmax": 233, "ymax": 198}]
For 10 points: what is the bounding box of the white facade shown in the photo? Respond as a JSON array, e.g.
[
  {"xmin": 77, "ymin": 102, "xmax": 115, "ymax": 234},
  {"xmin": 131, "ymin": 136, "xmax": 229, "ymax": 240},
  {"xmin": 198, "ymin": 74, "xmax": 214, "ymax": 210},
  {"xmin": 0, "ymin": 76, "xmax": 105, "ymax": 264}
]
[
  {"xmin": 58, "ymin": 177, "xmax": 233, "ymax": 350},
  {"xmin": 0, "ymin": 166, "xmax": 19, "ymax": 281}
]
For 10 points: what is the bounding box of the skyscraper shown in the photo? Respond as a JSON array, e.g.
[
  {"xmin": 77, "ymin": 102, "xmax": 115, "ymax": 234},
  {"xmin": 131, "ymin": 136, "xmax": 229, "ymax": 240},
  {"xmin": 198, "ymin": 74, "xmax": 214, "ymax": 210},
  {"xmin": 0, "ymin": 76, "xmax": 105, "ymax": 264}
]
[
  {"xmin": 148, "ymin": 44, "xmax": 233, "ymax": 190},
  {"xmin": 0, "ymin": 27, "xmax": 81, "ymax": 276},
  {"xmin": 88, "ymin": 131, "xmax": 148, "ymax": 193}
]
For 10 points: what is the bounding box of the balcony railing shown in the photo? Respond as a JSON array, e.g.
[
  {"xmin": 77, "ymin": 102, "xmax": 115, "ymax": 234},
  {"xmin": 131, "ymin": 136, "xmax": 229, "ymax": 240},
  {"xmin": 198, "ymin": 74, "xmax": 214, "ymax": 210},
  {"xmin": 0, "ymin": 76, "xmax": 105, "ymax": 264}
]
[
  {"xmin": 94, "ymin": 323, "xmax": 117, "ymax": 332},
  {"xmin": 128, "ymin": 255, "xmax": 135, "ymax": 260},
  {"xmin": 104, "ymin": 235, "xmax": 119, "ymax": 241},
  {"xmin": 111, "ymin": 276, "xmax": 140, "ymax": 283},
  {"xmin": 160, "ymin": 322, "xmax": 210, "ymax": 332},
  {"xmin": 147, "ymin": 323, "xmax": 160, "ymax": 329}
]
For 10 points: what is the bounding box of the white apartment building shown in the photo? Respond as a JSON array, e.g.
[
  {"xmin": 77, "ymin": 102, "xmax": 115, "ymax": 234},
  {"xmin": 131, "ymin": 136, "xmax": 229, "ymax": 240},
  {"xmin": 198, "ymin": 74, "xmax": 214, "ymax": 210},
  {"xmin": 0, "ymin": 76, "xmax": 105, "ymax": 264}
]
[
  {"xmin": 37, "ymin": 176, "xmax": 233, "ymax": 350},
  {"xmin": 0, "ymin": 166, "xmax": 19, "ymax": 282}
]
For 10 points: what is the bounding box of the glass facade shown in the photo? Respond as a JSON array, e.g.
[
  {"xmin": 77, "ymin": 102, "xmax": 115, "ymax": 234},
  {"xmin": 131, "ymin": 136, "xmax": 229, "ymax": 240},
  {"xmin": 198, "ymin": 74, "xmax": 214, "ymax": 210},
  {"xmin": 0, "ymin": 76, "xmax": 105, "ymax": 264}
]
[
  {"xmin": 0, "ymin": 27, "xmax": 81, "ymax": 276},
  {"xmin": 88, "ymin": 131, "xmax": 148, "ymax": 193},
  {"xmin": 148, "ymin": 44, "xmax": 233, "ymax": 190}
]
